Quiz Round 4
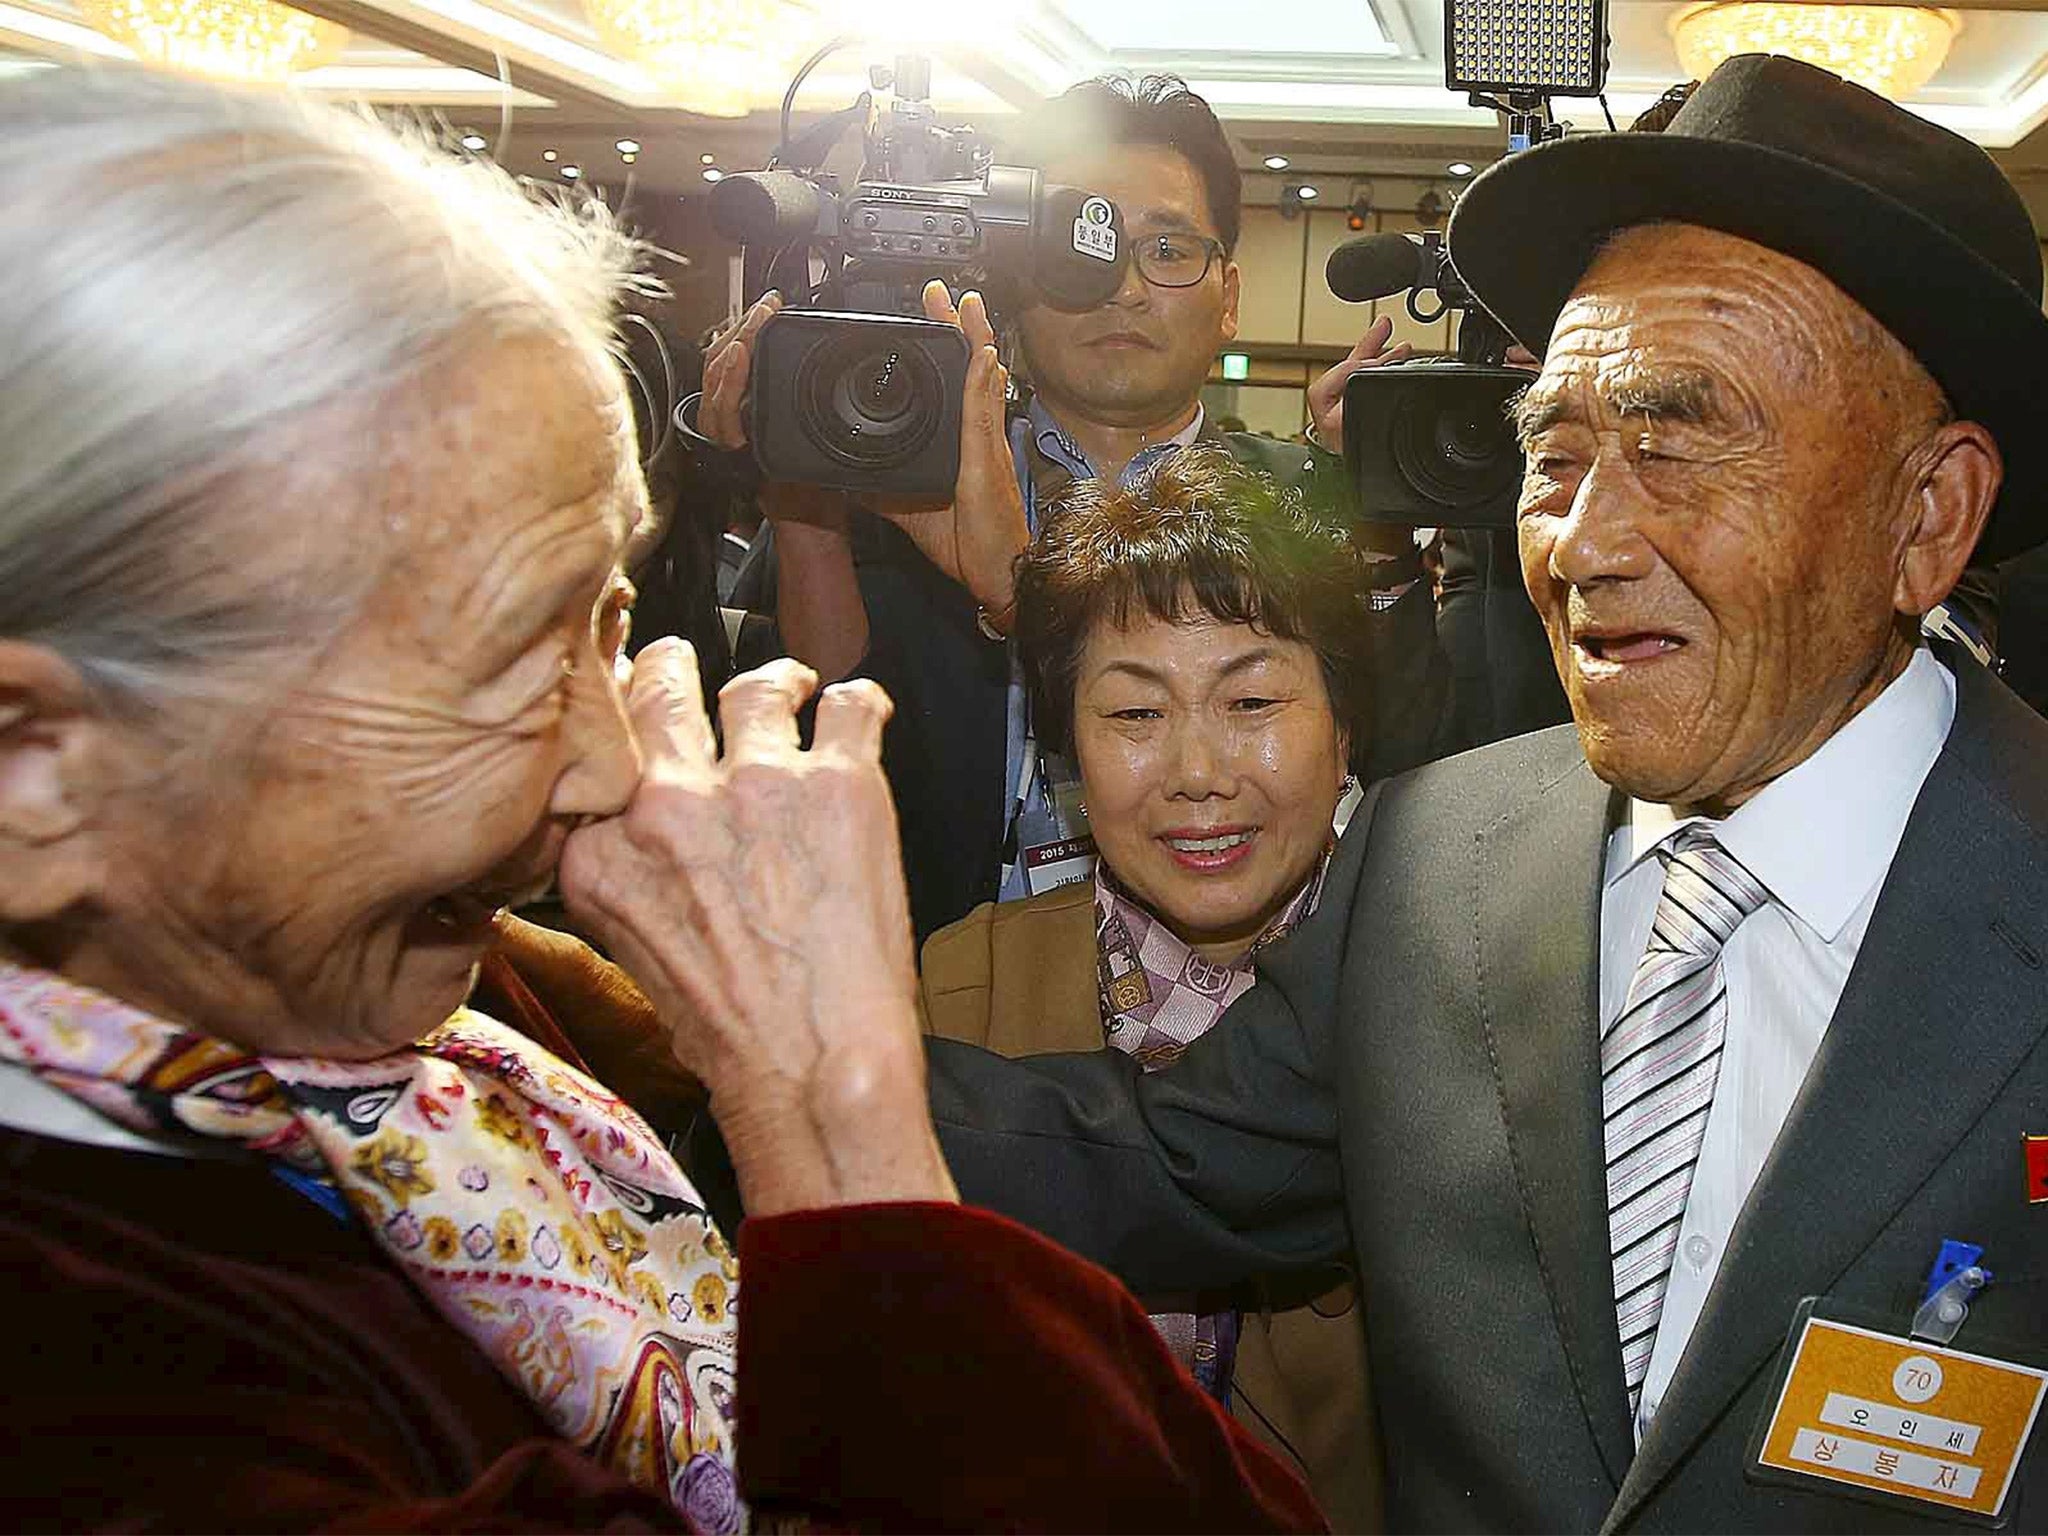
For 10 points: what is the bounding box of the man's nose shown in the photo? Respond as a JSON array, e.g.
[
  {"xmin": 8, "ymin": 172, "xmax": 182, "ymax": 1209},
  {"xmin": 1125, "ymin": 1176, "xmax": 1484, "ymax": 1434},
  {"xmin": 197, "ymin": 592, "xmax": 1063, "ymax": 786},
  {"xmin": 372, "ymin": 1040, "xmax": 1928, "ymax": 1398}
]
[
  {"xmin": 1548, "ymin": 452, "xmax": 1656, "ymax": 588},
  {"xmin": 1107, "ymin": 256, "xmax": 1151, "ymax": 307}
]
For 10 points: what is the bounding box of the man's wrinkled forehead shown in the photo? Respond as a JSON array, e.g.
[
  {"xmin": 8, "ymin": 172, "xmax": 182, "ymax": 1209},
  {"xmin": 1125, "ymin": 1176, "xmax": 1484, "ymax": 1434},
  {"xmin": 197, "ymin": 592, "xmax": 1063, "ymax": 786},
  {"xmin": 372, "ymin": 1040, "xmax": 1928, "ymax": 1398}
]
[{"xmin": 1549, "ymin": 223, "xmax": 1933, "ymax": 396}]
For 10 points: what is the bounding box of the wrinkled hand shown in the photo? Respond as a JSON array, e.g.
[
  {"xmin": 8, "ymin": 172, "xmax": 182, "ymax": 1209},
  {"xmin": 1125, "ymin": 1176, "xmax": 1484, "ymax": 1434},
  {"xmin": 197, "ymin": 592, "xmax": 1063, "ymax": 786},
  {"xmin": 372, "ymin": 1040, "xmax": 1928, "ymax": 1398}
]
[
  {"xmin": 864, "ymin": 280, "xmax": 1031, "ymax": 629},
  {"xmin": 559, "ymin": 640, "xmax": 956, "ymax": 1216},
  {"xmin": 1307, "ymin": 314, "xmax": 1414, "ymax": 457}
]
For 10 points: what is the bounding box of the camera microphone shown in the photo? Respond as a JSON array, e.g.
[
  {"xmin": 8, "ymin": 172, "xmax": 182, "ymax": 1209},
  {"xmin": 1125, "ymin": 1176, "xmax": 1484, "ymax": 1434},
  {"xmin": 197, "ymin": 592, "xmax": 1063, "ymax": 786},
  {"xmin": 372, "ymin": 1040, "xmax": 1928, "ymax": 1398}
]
[
  {"xmin": 1028, "ymin": 184, "xmax": 1130, "ymax": 312},
  {"xmin": 1326, "ymin": 232, "xmax": 1428, "ymax": 303},
  {"xmin": 707, "ymin": 170, "xmax": 824, "ymax": 248}
]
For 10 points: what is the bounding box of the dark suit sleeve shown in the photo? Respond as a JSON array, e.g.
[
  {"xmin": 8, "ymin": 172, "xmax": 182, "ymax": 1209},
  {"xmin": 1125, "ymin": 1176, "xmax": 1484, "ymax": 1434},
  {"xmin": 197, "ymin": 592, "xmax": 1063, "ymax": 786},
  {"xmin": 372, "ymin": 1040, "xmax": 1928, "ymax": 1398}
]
[
  {"xmin": 845, "ymin": 513, "xmax": 1010, "ymax": 944},
  {"xmin": 928, "ymin": 811, "xmax": 1366, "ymax": 1296},
  {"xmin": 1360, "ymin": 570, "xmax": 1460, "ymax": 779},
  {"xmin": 1435, "ymin": 527, "xmax": 1569, "ymax": 749}
]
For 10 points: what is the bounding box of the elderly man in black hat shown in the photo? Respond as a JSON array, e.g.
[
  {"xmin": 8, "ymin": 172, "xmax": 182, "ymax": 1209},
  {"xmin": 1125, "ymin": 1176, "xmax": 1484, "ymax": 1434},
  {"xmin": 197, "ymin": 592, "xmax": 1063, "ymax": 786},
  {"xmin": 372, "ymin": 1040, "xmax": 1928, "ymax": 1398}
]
[{"xmin": 920, "ymin": 53, "xmax": 2048, "ymax": 1531}]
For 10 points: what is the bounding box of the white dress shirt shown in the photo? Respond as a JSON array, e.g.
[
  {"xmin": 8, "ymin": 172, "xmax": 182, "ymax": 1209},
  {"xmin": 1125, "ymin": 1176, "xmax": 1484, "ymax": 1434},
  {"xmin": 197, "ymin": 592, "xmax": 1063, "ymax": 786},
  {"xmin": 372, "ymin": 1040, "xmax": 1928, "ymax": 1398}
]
[{"xmin": 1598, "ymin": 647, "xmax": 1956, "ymax": 1444}]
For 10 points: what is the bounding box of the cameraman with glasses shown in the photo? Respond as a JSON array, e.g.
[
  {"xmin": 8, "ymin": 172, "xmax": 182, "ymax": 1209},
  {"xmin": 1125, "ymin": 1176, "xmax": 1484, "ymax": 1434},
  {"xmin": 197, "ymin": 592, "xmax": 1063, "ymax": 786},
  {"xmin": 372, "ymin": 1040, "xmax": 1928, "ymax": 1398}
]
[{"xmin": 710, "ymin": 75, "xmax": 1451, "ymax": 948}]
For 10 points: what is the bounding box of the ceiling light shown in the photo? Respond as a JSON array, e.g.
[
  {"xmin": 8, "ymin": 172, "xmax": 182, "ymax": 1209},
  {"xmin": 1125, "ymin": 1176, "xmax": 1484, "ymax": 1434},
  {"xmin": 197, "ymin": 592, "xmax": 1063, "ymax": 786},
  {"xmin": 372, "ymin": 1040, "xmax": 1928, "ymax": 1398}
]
[
  {"xmin": 460, "ymin": 132, "xmax": 488, "ymax": 150},
  {"xmin": 701, "ymin": 152, "xmax": 716, "ymax": 164},
  {"xmin": 1263, "ymin": 154, "xmax": 1290, "ymax": 170},
  {"xmin": 1346, "ymin": 189, "xmax": 1373, "ymax": 230},
  {"xmin": 616, "ymin": 138, "xmax": 640, "ymax": 154},
  {"xmin": 620, "ymin": 152, "xmax": 636, "ymax": 163},
  {"xmin": 1448, "ymin": 161, "xmax": 1474, "ymax": 176},
  {"xmin": 561, "ymin": 165, "xmax": 581, "ymax": 179},
  {"xmin": 78, "ymin": 0, "xmax": 347, "ymax": 82},
  {"xmin": 1295, "ymin": 183, "xmax": 1319, "ymax": 200},
  {"xmin": 702, "ymin": 166, "xmax": 725, "ymax": 182},
  {"xmin": 579, "ymin": 0, "xmax": 788, "ymax": 117},
  {"xmin": 542, "ymin": 149, "xmax": 558, "ymax": 162},
  {"xmin": 1671, "ymin": 4, "xmax": 1956, "ymax": 100}
]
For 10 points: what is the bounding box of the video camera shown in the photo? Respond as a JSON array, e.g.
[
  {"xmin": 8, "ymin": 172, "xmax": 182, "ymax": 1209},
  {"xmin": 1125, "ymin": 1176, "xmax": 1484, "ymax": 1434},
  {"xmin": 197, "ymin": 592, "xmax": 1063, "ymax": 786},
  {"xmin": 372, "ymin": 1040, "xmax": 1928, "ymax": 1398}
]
[
  {"xmin": 1327, "ymin": 0, "xmax": 1608, "ymax": 528},
  {"xmin": 1326, "ymin": 230, "xmax": 1529, "ymax": 529},
  {"xmin": 701, "ymin": 53, "xmax": 1129, "ymax": 497}
]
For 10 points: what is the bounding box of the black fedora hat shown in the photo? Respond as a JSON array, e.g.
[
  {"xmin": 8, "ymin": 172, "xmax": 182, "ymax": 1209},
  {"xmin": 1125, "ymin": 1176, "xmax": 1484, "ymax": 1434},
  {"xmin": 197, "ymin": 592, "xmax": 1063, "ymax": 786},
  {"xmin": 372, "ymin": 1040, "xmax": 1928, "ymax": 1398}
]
[{"xmin": 1447, "ymin": 52, "xmax": 2048, "ymax": 564}]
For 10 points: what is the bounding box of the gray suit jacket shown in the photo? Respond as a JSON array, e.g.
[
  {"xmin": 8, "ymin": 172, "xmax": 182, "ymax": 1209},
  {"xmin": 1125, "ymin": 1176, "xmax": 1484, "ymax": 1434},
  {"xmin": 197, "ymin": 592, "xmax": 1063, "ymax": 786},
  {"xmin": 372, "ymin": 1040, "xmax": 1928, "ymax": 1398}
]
[{"xmin": 930, "ymin": 655, "xmax": 2048, "ymax": 1532}]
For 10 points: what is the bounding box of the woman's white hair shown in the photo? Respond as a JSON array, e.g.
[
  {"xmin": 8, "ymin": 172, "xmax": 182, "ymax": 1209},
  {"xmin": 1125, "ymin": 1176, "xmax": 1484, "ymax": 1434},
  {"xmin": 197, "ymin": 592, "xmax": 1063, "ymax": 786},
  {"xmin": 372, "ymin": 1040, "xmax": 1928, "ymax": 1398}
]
[{"xmin": 0, "ymin": 65, "xmax": 644, "ymax": 714}]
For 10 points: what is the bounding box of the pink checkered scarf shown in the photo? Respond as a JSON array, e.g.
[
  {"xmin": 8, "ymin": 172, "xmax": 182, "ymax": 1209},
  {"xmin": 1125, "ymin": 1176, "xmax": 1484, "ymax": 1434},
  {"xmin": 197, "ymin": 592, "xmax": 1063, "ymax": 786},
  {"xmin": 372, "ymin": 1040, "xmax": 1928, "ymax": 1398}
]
[
  {"xmin": 1094, "ymin": 853, "xmax": 1331, "ymax": 1070},
  {"xmin": 0, "ymin": 959, "xmax": 745, "ymax": 1532}
]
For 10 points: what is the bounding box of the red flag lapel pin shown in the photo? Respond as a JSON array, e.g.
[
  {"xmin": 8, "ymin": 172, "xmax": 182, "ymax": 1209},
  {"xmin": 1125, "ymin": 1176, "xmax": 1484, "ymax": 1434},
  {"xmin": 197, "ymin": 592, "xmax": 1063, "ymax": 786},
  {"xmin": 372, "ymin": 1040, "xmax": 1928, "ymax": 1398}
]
[{"xmin": 2027, "ymin": 1134, "xmax": 2048, "ymax": 1205}]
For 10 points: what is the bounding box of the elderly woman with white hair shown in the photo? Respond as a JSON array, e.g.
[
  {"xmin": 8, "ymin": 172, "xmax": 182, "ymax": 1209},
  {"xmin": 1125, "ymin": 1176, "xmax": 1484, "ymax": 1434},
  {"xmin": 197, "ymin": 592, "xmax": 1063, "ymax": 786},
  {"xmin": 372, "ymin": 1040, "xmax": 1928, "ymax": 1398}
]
[{"xmin": 0, "ymin": 68, "xmax": 1322, "ymax": 1533}]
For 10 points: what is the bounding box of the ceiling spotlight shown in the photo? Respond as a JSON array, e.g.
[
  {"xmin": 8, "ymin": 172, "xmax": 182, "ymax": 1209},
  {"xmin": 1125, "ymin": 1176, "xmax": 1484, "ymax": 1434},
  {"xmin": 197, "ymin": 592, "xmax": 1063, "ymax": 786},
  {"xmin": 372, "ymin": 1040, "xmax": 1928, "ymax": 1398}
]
[
  {"xmin": 1416, "ymin": 185, "xmax": 1447, "ymax": 228},
  {"xmin": 1263, "ymin": 154, "xmax": 1290, "ymax": 170},
  {"xmin": 616, "ymin": 138, "xmax": 640, "ymax": 155},
  {"xmin": 700, "ymin": 152, "xmax": 716, "ymax": 165},
  {"xmin": 702, "ymin": 166, "xmax": 725, "ymax": 183},
  {"xmin": 1448, "ymin": 161, "xmax": 1475, "ymax": 177},
  {"xmin": 561, "ymin": 165, "xmax": 581, "ymax": 180},
  {"xmin": 459, "ymin": 132, "xmax": 487, "ymax": 151},
  {"xmin": 542, "ymin": 149, "xmax": 558, "ymax": 162},
  {"xmin": 1295, "ymin": 183, "xmax": 1319, "ymax": 200},
  {"xmin": 621, "ymin": 152, "xmax": 637, "ymax": 164},
  {"xmin": 1345, "ymin": 182, "xmax": 1374, "ymax": 231}
]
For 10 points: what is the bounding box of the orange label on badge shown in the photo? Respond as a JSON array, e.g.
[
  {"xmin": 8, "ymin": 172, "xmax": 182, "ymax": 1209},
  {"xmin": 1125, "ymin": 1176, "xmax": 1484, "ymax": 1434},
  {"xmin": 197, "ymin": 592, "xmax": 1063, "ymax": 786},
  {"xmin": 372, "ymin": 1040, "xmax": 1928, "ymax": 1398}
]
[{"xmin": 1757, "ymin": 1317, "xmax": 2046, "ymax": 1518}]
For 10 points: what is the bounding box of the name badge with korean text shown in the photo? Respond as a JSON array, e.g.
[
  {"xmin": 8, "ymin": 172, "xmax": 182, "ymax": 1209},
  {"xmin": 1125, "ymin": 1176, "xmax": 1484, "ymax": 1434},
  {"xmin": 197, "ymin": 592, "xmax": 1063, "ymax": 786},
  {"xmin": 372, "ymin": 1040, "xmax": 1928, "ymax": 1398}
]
[
  {"xmin": 1023, "ymin": 835, "xmax": 1096, "ymax": 896},
  {"xmin": 1748, "ymin": 1299, "xmax": 2046, "ymax": 1525}
]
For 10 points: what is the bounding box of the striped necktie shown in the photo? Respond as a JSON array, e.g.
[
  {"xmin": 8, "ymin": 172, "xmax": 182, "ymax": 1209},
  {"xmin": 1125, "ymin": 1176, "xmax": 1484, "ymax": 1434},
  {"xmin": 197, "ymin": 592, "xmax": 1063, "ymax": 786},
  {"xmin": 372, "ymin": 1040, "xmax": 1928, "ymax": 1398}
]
[{"xmin": 1603, "ymin": 826, "xmax": 1769, "ymax": 1416}]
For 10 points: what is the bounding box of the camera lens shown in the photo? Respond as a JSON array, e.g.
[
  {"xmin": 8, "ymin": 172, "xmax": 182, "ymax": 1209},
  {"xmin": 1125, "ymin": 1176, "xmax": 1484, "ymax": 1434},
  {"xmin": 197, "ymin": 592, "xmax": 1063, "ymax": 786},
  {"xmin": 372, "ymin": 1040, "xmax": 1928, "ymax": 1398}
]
[
  {"xmin": 1388, "ymin": 386, "xmax": 1521, "ymax": 509},
  {"xmin": 795, "ymin": 330, "xmax": 946, "ymax": 471}
]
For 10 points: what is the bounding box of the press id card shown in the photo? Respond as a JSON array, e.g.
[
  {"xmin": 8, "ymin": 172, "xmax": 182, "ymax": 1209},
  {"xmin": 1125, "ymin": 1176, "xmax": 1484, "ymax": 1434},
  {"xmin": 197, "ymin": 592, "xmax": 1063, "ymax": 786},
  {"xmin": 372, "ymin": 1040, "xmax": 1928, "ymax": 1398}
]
[
  {"xmin": 1748, "ymin": 1299, "xmax": 2046, "ymax": 1525},
  {"xmin": 1072, "ymin": 196, "xmax": 1118, "ymax": 264}
]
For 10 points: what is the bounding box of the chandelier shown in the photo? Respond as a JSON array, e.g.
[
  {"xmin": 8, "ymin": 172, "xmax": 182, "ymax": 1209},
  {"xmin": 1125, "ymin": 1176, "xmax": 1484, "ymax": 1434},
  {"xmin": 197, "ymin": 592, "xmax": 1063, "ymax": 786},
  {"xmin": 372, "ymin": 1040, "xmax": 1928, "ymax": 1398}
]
[
  {"xmin": 79, "ymin": 0, "xmax": 348, "ymax": 82},
  {"xmin": 581, "ymin": 0, "xmax": 798, "ymax": 116},
  {"xmin": 1671, "ymin": 4, "xmax": 1957, "ymax": 101}
]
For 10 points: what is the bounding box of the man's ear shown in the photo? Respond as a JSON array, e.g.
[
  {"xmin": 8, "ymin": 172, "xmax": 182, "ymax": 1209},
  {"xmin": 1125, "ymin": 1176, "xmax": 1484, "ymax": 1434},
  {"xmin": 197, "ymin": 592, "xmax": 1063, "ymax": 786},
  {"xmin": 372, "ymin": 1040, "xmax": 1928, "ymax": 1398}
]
[
  {"xmin": 0, "ymin": 641, "xmax": 115, "ymax": 923},
  {"xmin": 1219, "ymin": 259, "xmax": 1242, "ymax": 343},
  {"xmin": 1895, "ymin": 420, "xmax": 2000, "ymax": 617}
]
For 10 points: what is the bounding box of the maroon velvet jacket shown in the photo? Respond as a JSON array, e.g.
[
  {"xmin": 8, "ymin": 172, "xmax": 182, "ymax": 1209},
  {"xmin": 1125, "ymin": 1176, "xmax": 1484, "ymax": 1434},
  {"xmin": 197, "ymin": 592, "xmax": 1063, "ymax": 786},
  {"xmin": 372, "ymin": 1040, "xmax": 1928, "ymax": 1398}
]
[{"xmin": 0, "ymin": 1124, "xmax": 1323, "ymax": 1532}]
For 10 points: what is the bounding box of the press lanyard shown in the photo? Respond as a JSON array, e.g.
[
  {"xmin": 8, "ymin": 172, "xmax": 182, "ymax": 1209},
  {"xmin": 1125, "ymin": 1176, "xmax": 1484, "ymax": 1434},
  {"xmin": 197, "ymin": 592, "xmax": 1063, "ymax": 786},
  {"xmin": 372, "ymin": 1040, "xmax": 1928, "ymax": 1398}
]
[{"xmin": 999, "ymin": 727, "xmax": 1040, "ymax": 881}]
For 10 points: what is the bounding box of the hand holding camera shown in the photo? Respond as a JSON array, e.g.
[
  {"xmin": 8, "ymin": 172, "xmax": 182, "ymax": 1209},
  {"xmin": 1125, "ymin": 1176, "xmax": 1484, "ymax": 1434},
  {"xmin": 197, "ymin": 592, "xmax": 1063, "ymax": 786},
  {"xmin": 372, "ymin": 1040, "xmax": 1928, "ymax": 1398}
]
[
  {"xmin": 700, "ymin": 291, "xmax": 855, "ymax": 533},
  {"xmin": 1306, "ymin": 314, "xmax": 1414, "ymax": 457},
  {"xmin": 859, "ymin": 282, "xmax": 1030, "ymax": 631}
]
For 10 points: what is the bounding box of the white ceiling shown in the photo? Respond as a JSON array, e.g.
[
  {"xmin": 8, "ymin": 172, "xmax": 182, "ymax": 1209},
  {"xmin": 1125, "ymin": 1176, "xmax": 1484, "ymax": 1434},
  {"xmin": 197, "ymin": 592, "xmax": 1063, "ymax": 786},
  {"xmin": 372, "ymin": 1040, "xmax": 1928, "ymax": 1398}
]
[{"xmin": 9, "ymin": 0, "xmax": 2048, "ymax": 193}]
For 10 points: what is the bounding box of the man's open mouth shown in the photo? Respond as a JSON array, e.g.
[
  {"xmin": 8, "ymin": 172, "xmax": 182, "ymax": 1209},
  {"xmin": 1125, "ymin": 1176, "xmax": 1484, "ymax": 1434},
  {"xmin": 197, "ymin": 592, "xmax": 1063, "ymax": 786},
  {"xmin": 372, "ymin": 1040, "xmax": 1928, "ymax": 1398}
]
[{"xmin": 1575, "ymin": 632, "xmax": 1685, "ymax": 664}]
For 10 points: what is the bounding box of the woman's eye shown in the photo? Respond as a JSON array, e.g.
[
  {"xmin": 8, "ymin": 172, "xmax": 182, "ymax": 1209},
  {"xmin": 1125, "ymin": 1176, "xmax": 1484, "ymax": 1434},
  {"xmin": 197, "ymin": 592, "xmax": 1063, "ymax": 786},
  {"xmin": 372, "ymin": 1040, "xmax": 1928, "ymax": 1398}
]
[
  {"xmin": 1233, "ymin": 696, "xmax": 1280, "ymax": 712},
  {"xmin": 1110, "ymin": 707, "xmax": 1162, "ymax": 722}
]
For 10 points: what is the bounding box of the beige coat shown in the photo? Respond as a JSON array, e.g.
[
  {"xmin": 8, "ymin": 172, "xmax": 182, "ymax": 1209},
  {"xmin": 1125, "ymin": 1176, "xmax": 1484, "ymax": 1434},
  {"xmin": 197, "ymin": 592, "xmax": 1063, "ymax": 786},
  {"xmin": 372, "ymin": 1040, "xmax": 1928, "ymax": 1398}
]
[{"xmin": 920, "ymin": 883, "xmax": 1384, "ymax": 1533}]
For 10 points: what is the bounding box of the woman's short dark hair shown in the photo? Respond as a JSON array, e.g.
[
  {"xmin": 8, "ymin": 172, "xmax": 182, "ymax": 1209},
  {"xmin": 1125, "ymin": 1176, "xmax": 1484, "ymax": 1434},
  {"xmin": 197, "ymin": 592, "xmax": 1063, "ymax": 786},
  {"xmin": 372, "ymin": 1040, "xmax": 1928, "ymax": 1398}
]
[
  {"xmin": 1014, "ymin": 443, "xmax": 1373, "ymax": 757},
  {"xmin": 1007, "ymin": 75, "xmax": 1243, "ymax": 255}
]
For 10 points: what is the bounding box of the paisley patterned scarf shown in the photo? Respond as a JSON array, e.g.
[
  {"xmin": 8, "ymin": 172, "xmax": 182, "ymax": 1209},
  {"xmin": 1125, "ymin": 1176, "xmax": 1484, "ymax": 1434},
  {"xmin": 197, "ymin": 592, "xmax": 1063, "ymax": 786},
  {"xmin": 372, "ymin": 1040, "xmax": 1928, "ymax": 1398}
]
[
  {"xmin": 1095, "ymin": 853, "xmax": 1330, "ymax": 1070},
  {"xmin": 0, "ymin": 958, "xmax": 745, "ymax": 1533}
]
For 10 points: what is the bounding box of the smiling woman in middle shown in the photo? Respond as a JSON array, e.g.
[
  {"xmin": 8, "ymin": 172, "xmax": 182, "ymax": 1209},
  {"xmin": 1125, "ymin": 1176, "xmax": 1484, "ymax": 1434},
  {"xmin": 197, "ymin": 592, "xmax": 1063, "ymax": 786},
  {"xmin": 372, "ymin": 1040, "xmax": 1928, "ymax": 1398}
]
[{"xmin": 916, "ymin": 444, "xmax": 1384, "ymax": 1531}]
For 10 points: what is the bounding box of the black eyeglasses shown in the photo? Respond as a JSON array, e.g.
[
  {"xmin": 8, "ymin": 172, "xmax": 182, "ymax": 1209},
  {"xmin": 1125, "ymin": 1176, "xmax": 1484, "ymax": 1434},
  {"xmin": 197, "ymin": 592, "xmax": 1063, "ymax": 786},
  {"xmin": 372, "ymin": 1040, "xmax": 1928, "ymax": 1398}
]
[{"xmin": 1131, "ymin": 231, "xmax": 1227, "ymax": 289}]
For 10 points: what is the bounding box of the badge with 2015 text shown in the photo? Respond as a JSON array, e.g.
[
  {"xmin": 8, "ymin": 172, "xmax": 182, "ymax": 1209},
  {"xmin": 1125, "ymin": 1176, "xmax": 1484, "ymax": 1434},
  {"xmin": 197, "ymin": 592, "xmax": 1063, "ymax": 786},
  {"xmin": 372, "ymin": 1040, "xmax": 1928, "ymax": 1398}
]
[{"xmin": 1749, "ymin": 1301, "xmax": 2046, "ymax": 1524}]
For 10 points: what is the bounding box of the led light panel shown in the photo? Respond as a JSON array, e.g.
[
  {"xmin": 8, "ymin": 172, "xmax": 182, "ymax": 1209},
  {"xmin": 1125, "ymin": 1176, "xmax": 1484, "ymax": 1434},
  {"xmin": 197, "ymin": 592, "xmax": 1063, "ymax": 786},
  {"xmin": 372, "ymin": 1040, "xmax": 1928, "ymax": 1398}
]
[{"xmin": 1446, "ymin": 0, "xmax": 1608, "ymax": 97}]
